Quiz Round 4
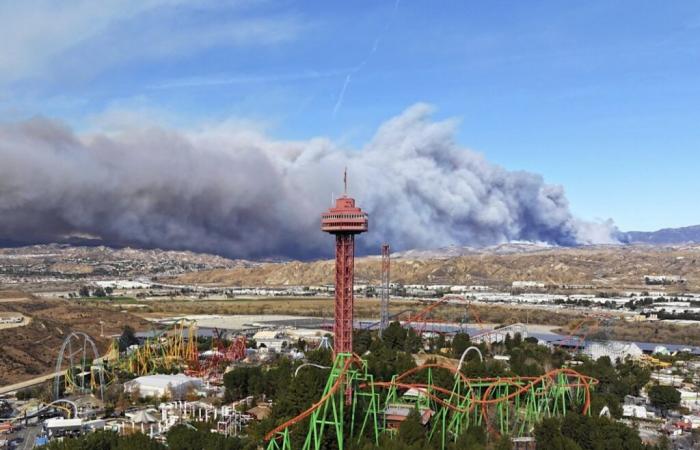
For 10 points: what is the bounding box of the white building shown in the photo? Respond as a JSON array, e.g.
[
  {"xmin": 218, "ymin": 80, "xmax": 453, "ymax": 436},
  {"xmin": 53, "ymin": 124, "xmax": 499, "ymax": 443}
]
[
  {"xmin": 44, "ymin": 418, "xmax": 84, "ymax": 435},
  {"xmin": 679, "ymin": 389, "xmax": 700, "ymax": 411},
  {"xmin": 623, "ymin": 405, "xmax": 652, "ymax": 419},
  {"xmin": 583, "ymin": 341, "xmax": 643, "ymax": 362},
  {"xmin": 512, "ymin": 281, "xmax": 545, "ymax": 289},
  {"xmin": 124, "ymin": 374, "xmax": 203, "ymax": 400},
  {"xmin": 252, "ymin": 330, "xmax": 289, "ymax": 352}
]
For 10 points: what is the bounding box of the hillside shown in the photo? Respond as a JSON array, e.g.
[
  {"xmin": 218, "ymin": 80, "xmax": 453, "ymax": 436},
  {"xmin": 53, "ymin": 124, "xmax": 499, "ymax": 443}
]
[
  {"xmin": 171, "ymin": 244, "xmax": 700, "ymax": 290},
  {"xmin": 0, "ymin": 291, "xmax": 151, "ymax": 386}
]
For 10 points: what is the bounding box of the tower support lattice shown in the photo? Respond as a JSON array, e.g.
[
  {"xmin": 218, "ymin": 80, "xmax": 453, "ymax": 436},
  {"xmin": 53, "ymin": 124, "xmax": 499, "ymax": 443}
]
[
  {"xmin": 334, "ymin": 234, "xmax": 355, "ymax": 353},
  {"xmin": 379, "ymin": 243, "xmax": 390, "ymax": 338}
]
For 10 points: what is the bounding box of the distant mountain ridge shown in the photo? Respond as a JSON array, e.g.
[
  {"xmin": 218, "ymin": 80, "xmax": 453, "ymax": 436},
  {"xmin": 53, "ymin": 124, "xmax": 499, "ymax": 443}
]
[
  {"xmin": 394, "ymin": 225, "xmax": 700, "ymax": 259},
  {"xmin": 620, "ymin": 224, "xmax": 700, "ymax": 245},
  {"xmin": 393, "ymin": 241, "xmax": 556, "ymax": 259}
]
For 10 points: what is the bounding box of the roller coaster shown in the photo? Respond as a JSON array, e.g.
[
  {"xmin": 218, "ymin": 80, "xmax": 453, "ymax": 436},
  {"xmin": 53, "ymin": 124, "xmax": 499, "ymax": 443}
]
[
  {"xmin": 0, "ymin": 399, "xmax": 79, "ymax": 424},
  {"xmin": 54, "ymin": 332, "xmax": 108, "ymax": 400},
  {"xmin": 106, "ymin": 321, "xmax": 246, "ymax": 382},
  {"xmin": 186, "ymin": 330, "xmax": 247, "ymax": 383},
  {"xmin": 109, "ymin": 320, "xmax": 200, "ymax": 377},
  {"xmin": 558, "ymin": 313, "xmax": 615, "ymax": 350},
  {"xmin": 403, "ymin": 295, "xmax": 485, "ymax": 335},
  {"xmin": 362, "ymin": 295, "xmax": 485, "ymax": 336},
  {"xmin": 49, "ymin": 321, "xmax": 249, "ymax": 405},
  {"xmin": 264, "ymin": 353, "xmax": 597, "ymax": 450}
]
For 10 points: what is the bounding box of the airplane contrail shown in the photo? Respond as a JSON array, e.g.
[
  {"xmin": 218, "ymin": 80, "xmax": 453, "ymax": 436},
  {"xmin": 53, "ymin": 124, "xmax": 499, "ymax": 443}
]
[{"xmin": 332, "ymin": 0, "xmax": 401, "ymax": 117}]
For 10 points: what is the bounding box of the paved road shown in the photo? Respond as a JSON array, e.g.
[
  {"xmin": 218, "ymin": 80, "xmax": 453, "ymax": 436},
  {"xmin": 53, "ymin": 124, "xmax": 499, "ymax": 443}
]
[
  {"xmin": 0, "ymin": 371, "xmax": 64, "ymax": 396},
  {"xmin": 7, "ymin": 420, "xmax": 41, "ymax": 450},
  {"xmin": 20, "ymin": 424, "xmax": 40, "ymax": 450}
]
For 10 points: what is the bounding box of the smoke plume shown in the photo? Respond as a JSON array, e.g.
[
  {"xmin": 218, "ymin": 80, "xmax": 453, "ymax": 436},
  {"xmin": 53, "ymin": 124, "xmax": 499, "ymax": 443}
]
[{"xmin": 0, "ymin": 104, "xmax": 617, "ymax": 259}]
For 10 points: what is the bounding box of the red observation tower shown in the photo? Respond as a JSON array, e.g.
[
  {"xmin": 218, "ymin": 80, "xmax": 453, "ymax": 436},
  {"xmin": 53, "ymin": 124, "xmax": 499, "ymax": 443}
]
[{"xmin": 321, "ymin": 173, "xmax": 368, "ymax": 355}]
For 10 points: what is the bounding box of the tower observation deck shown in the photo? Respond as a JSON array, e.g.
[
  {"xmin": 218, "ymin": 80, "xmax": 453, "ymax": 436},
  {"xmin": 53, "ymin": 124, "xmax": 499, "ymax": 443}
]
[{"xmin": 321, "ymin": 176, "xmax": 368, "ymax": 355}]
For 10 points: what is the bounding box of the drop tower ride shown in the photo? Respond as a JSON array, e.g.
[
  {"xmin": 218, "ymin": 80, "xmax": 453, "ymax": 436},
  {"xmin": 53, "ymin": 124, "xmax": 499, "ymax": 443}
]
[{"xmin": 321, "ymin": 172, "xmax": 368, "ymax": 355}]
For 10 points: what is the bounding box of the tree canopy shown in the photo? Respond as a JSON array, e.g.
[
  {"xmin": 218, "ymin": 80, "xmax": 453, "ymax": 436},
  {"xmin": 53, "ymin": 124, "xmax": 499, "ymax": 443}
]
[{"xmin": 648, "ymin": 384, "xmax": 681, "ymax": 413}]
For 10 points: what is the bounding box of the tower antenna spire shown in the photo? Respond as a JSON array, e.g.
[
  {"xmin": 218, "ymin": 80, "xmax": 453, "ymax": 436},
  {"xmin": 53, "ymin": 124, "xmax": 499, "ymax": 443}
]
[{"xmin": 343, "ymin": 167, "xmax": 348, "ymax": 195}]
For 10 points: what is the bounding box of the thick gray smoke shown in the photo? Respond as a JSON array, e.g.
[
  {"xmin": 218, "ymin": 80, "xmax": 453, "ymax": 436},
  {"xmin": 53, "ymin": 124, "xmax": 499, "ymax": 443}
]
[{"xmin": 0, "ymin": 104, "xmax": 617, "ymax": 259}]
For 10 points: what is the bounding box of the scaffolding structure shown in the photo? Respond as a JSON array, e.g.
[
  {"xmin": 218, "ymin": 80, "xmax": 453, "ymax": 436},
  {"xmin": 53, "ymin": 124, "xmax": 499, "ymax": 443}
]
[
  {"xmin": 379, "ymin": 243, "xmax": 390, "ymax": 338},
  {"xmin": 186, "ymin": 331, "xmax": 247, "ymax": 383}
]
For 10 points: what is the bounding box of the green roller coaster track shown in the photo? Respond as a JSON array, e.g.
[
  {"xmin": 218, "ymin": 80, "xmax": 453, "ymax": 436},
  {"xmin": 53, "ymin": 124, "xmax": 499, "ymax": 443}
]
[{"xmin": 265, "ymin": 353, "xmax": 597, "ymax": 450}]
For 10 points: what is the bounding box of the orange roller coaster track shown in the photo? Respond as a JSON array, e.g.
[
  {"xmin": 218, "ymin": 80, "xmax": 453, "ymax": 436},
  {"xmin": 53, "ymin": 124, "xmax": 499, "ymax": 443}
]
[
  {"xmin": 401, "ymin": 295, "xmax": 486, "ymax": 335},
  {"xmin": 265, "ymin": 355, "xmax": 597, "ymax": 450}
]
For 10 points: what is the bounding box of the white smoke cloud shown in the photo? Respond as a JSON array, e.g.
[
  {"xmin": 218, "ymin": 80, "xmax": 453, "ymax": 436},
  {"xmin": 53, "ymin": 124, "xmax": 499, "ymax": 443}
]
[{"xmin": 0, "ymin": 104, "xmax": 617, "ymax": 259}]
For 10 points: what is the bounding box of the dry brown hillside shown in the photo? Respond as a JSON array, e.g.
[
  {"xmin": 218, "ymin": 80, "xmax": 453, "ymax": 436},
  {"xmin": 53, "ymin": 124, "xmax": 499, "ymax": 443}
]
[
  {"xmin": 170, "ymin": 245, "xmax": 700, "ymax": 290},
  {"xmin": 0, "ymin": 292, "xmax": 151, "ymax": 386}
]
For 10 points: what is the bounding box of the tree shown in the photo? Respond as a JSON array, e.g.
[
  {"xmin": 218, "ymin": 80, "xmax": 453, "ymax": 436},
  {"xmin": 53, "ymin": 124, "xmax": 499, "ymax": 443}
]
[
  {"xmin": 451, "ymin": 333, "xmax": 471, "ymax": 358},
  {"xmin": 45, "ymin": 431, "xmax": 167, "ymax": 450},
  {"xmin": 382, "ymin": 321, "xmax": 406, "ymax": 350},
  {"xmin": 118, "ymin": 325, "xmax": 139, "ymax": 351},
  {"xmin": 353, "ymin": 329, "xmax": 373, "ymax": 354},
  {"xmin": 648, "ymin": 385, "xmax": 681, "ymax": 413},
  {"xmin": 535, "ymin": 418, "xmax": 582, "ymax": 450},
  {"xmin": 128, "ymin": 385, "xmax": 141, "ymax": 404},
  {"xmin": 535, "ymin": 414, "xmax": 652, "ymax": 450},
  {"xmin": 166, "ymin": 425, "xmax": 202, "ymax": 450},
  {"xmin": 404, "ymin": 328, "xmax": 422, "ymax": 353},
  {"xmin": 93, "ymin": 287, "xmax": 107, "ymax": 297},
  {"xmin": 78, "ymin": 286, "xmax": 90, "ymax": 297},
  {"xmin": 494, "ymin": 434, "xmax": 513, "ymax": 450},
  {"xmin": 448, "ymin": 425, "xmax": 487, "ymax": 450},
  {"xmin": 398, "ymin": 409, "xmax": 425, "ymax": 446}
]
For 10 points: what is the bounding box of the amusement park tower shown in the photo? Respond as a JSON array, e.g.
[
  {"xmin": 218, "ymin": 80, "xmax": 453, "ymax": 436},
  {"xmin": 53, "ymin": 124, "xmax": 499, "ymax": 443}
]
[{"xmin": 321, "ymin": 171, "xmax": 368, "ymax": 355}]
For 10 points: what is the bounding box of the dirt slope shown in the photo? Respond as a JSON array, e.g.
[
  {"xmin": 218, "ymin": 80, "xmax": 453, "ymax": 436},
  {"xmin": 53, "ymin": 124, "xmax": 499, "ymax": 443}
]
[
  {"xmin": 171, "ymin": 245, "xmax": 700, "ymax": 289},
  {"xmin": 0, "ymin": 292, "xmax": 150, "ymax": 386}
]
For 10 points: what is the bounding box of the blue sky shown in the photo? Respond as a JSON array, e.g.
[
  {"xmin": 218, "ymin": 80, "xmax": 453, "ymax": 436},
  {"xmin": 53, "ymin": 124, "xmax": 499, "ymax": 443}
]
[{"xmin": 2, "ymin": 0, "xmax": 699, "ymax": 232}]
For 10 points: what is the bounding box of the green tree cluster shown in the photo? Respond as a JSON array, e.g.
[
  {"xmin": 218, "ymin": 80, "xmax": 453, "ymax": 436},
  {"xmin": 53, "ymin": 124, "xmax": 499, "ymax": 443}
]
[
  {"xmin": 534, "ymin": 414, "xmax": 663, "ymax": 450},
  {"xmin": 576, "ymin": 357, "xmax": 651, "ymax": 417},
  {"xmin": 167, "ymin": 424, "xmax": 245, "ymax": 450},
  {"xmin": 381, "ymin": 321, "xmax": 422, "ymax": 353},
  {"xmin": 648, "ymin": 384, "xmax": 681, "ymax": 413},
  {"xmin": 45, "ymin": 431, "xmax": 166, "ymax": 450}
]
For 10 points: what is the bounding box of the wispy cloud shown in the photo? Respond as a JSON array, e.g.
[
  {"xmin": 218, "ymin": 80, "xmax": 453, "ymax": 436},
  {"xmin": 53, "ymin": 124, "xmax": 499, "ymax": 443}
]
[
  {"xmin": 0, "ymin": 0, "xmax": 303, "ymax": 84},
  {"xmin": 150, "ymin": 68, "xmax": 348, "ymax": 90}
]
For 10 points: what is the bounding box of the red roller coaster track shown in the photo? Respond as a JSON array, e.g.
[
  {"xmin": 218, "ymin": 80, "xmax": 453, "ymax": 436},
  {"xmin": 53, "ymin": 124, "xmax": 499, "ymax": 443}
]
[{"xmin": 402, "ymin": 295, "xmax": 486, "ymax": 335}]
